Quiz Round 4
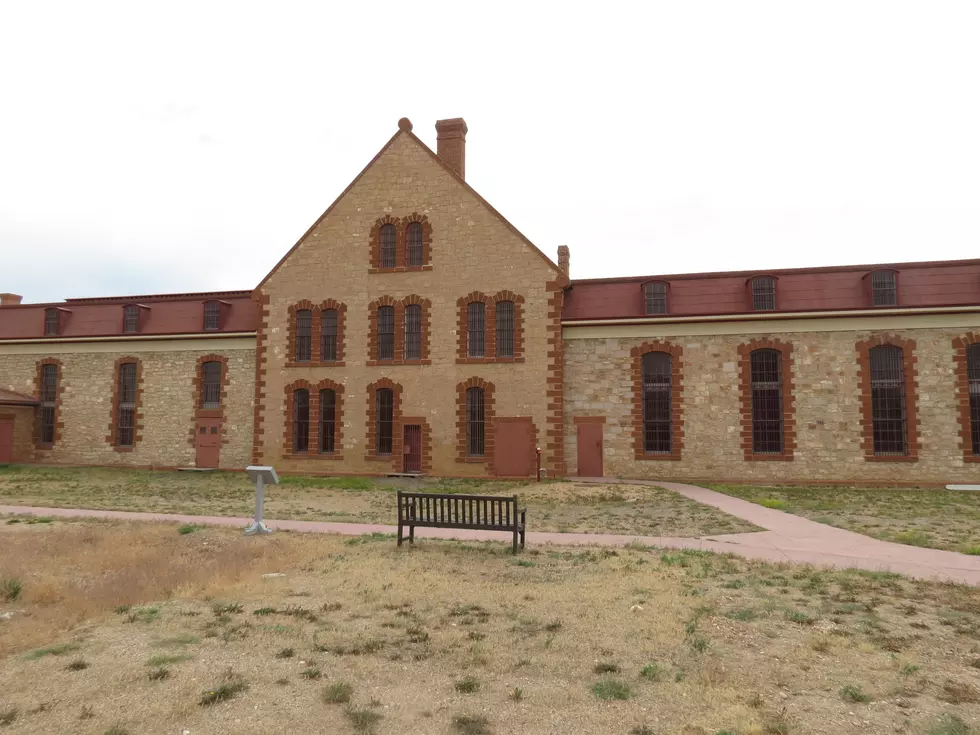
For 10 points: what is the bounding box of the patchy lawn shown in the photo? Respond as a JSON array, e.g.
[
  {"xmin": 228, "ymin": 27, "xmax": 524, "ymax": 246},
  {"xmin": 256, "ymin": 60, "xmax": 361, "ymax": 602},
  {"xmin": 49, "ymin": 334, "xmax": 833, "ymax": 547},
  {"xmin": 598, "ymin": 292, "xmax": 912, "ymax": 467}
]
[
  {"xmin": 1, "ymin": 522, "xmax": 980, "ymax": 734},
  {"xmin": 711, "ymin": 484, "xmax": 980, "ymax": 554},
  {"xmin": 0, "ymin": 466, "xmax": 758, "ymax": 538}
]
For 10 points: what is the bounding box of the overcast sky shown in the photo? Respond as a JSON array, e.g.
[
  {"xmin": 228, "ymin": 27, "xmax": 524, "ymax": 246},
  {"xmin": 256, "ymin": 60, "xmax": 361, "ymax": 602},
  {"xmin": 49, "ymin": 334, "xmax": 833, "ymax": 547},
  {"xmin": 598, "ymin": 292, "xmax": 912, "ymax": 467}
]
[{"xmin": 2, "ymin": 1, "xmax": 978, "ymax": 303}]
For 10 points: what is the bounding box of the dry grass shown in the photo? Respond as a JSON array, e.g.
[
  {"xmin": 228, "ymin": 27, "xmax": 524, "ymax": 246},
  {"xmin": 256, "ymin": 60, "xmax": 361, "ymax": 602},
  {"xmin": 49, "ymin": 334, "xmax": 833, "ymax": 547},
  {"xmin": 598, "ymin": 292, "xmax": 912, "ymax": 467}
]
[
  {"xmin": 0, "ymin": 466, "xmax": 759, "ymax": 537},
  {"xmin": 711, "ymin": 483, "xmax": 980, "ymax": 553},
  {"xmin": 2, "ymin": 521, "xmax": 980, "ymax": 734}
]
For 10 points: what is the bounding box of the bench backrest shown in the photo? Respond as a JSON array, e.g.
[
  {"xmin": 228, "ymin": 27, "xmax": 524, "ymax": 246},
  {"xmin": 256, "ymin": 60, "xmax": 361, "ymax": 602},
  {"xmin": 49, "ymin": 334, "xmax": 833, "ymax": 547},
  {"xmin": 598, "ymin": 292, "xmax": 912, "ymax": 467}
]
[{"xmin": 398, "ymin": 491, "xmax": 519, "ymax": 529}]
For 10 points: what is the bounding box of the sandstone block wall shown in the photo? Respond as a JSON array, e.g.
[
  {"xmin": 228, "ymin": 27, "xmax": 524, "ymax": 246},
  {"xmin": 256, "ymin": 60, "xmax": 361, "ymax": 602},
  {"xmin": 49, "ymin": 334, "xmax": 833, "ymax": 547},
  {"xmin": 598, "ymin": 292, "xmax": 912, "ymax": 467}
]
[
  {"xmin": 0, "ymin": 343, "xmax": 254, "ymax": 469},
  {"xmin": 563, "ymin": 326, "xmax": 979, "ymax": 484}
]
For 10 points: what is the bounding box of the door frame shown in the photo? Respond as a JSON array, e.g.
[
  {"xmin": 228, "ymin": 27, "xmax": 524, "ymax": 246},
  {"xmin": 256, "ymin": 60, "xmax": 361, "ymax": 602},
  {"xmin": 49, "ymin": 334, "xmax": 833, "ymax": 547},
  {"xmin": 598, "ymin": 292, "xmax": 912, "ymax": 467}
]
[
  {"xmin": 195, "ymin": 416, "xmax": 222, "ymax": 468},
  {"xmin": 402, "ymin": 423, "xmax": 421, "ymax": 474},
  {"xmin": 0, "ymin": 414, "xmax": 14, "ymax": 464},
  {"xmin": 574, "ymin": 416, "xmax": 606, "ymax": 477}
]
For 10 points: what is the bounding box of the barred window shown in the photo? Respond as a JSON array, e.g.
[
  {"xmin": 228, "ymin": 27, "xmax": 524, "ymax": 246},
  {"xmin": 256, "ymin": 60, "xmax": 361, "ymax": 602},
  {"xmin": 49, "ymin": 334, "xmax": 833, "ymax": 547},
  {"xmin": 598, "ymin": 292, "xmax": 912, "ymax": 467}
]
[
  {"xmin": 406, "ymin": 221, "xmax": 423, "ymax": 267},
  {"xmin": 116, "ymin": 362, "xmax": 137, "ymax": 446},
  {"xmin": 467, "ymin": 302, "xmax": 485, "ymax": 358},
  {"xmin": 644, "ymin": 282, "xmax": 667, "ymax": 315},
  {"xmin": 642, "ymin": 352, "xmax": 672, "ymax": 453},
  {"xmin": 321, "ymin": 308, "xmax": 338, "ymax": 361},
  {"xmin": 44, "ymin": 308, "xmax": 59, "ymax": 336},
  {"xmin": 404, "ymin": 304, "xmax": 421, "ymax": 360},
  {"xmin": 467, "ymin": 387, "xmax": 485, "ymax": 456},
  {"xmin": 122, "ymin": 305, "xmax": 140, "ymax": 333},
  {"xmin": 967, "ymin": 344, "xmax": 980, "ymax": 456},
  {"xmin": 295, "ymin": 309, "xmax": 312, "ymax": 362},
  {"xmin": 203, "ymin": 301, "xmax": 221, "ymax": 330},
  {"xmin": 870, "ymin": 345, "xmax": 908, "ymax": 456},
  {"xmin": 200, "ymin": 361, "xmax": 222, "ymax": 409},
  {"xmin": 495, "ymin": 301, "xmax": 514, "ymax": 358},
  {"xmin": 750, "ymin": 349, "xmax": 783, "ymax": 453},
  {"xmin": 319, "ymin": 389, "xmax": 336, "ymax": 454},
  {"xmin": 378, "ymin": 306, "xmax": 395, "ymax": 360},
  {"xmin": 750, "ymin": 277, "xmax": 776, "ymax": 311},
  {"xmin": 871, "ymin": 270, "xmax": 898, "ymax": 306},
  {"xmin": 40, "ymin": 364, "xmax": 58, "ymax": 444},
  {"xmin": 293, "ymin": 388, "xmax": 309, "ymax": 453},
  {"xmin": 376, "ymin": 388, "xmax": 393, "ymax": 455},
  {"xmin": 379, "ymin": 224, "xmax": 396, "ymax": 268}
]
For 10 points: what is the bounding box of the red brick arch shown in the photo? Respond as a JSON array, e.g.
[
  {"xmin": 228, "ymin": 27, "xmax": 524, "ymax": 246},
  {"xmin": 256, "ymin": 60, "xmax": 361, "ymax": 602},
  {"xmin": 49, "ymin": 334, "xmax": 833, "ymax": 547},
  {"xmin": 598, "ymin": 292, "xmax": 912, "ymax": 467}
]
[
  {"xmin": 365, "ymin": 378, "xmax": 403, "ymax": 463},
  {"xmin": 368, "ymin": 215, "xmax": 403, "ymax": 273},
  {"xmin": 286, "ymin": 300, "xmax": 319, "ymax": 366},
  {"xmin": 456, "ymin": 377, "xmax": 496, "ymax": 466},
  {"xmin": 630, "ymin": 341, "xmax": 684, "ymax": 460},
  {"xmin": 737, "ymin": 338, "xmax": 796, "ymax": 461},
  {"xmin": 953, "ymin": 332, "xmax": 980, "ymax": 463},
  {"xmin": 402, "ymin": 212, "xmax": 433, "ymax": 271},
  {"xmin": 317, "ymin": 299, "xmax": 347, "ymax": 366},
  {"xmin": 855, "ymin": 333, "xmax": 920, "ymax": 462}
]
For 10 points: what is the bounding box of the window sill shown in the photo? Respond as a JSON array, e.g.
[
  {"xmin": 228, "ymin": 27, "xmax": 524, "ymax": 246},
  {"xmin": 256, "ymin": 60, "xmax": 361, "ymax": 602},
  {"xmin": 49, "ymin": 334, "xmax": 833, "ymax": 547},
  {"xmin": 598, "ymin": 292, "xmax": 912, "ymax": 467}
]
[
  {"xmin": 368, "ymin": 265, "xmax": 433, "ymax": 274},
  {"xmin": 743, "ymin": 453, "xmax": 794, "ymax": 462},
  {"xmin": 864, "ymin": 454, "xmax": 918, "ymax": 463},
  {"xmin": 35, "ymin": 443, "xmax": 54, "ymax": 450},
  {"xmin": 112, "ymin": 446, "xmax": 136, "ymax": 453},
  {"xmin": 633, "ymin": 452, "xmax": 681, "ymax": 461},
  {"xmin": 456, "ymin": 357, "xmax": 525, "ymax": 365},
  {"xmin": 367, "ymin": 359, "xmax": 431, "ymax": 367},
  {"xmin": 282, "ymin": 452, "xmax": 345, "ymax": 460},
  {"xmin": 195, "ymin": 408, "xmax": 223, "ymax": 418},
  {"xmin": 964, "ymin": 455, "xmax": 980, "ymax": 463},
  {"xmin": 456, "ymin": 457, "xmax": 487, "ymax": 464}
]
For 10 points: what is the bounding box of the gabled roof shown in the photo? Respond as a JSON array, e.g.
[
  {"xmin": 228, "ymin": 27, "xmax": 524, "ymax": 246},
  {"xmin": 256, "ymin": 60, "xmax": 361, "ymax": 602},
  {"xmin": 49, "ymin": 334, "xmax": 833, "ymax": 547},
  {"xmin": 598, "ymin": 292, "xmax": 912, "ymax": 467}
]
[
  {"xmin": 0, "ymin": 388, "xmax": 38, "ymax": 406},
  {"xmin": 256, "ymin": 119, "xmax": 567, "ymax": 292}
]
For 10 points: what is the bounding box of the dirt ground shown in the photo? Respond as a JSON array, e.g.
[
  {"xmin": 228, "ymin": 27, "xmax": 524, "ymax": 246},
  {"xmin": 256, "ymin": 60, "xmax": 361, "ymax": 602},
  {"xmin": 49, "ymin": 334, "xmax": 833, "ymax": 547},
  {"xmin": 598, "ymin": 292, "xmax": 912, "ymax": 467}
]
[
  {"xmin": 1, "ymin": 521, "xmax": 980, "ymax": 734},
  {"xmin": 711, "ymin": 484, "xmax": 980, "ymax": 554},
  {"xmin": 0, "ymin": 466, "xmax": 759, "ymax": 538}
]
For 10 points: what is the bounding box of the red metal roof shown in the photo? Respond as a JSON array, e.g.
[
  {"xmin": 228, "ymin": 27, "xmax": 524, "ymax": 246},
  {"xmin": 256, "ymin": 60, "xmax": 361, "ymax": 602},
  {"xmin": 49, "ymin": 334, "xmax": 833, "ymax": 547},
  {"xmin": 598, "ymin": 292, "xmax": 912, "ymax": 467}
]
[
  {"xmin": 0, "ymin": 388, "xmax": 38, "ymax": 405},
  {"xmin": 564, "ymin": 259, "xmax": 980, "ymax": 321},
  {"xmin": 0, "ymin": 292, "xmax": 258, "ymax": 341}
]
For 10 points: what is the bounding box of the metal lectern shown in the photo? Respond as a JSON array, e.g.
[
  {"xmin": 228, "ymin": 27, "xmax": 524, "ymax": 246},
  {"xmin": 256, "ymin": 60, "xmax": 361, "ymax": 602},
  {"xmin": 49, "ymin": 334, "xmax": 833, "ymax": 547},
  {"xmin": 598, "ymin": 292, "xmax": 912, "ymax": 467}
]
[{"xmin": 244, "ymin": 465, "xmax": 279, "ymax": 535}]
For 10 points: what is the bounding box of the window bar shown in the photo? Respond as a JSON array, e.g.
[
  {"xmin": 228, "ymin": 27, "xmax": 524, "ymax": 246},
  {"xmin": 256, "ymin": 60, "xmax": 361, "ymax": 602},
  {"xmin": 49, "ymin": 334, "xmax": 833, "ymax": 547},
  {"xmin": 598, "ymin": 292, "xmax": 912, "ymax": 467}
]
[
  {"xmin": 379, "ymin": 224, "xmax": 396, "ymax": 268},
  {"xmin": 404, "ymin": 304, "xmax": 421, "ymax": 360},
  {"xmin": 467, "ymin": 302, "xmax": 485, "ymax": 358},
  {"xmin": 495, "ymin": 301, "xmax": 514, "ymax": 357},
  {"xmin": 376, "ymin": 389, "xmax": 393, "ymax": 455},
  {"xmin": 321, "ymin": 309, "xmax": 338, "ymax": 361},
  {"xmin": 467, "ymin": 387, "xmax": 485, "ymax": 456},
  {"xmin": 295, "ymin": 309, "xmax": 312, "ymax": 362},
  {"xmin": 869, "ymin": 345, "xmax": 908, "ymax": 455},
  {"xmin": 378, "ymin": 306, "xmax": 395, "ymax": 360},
  {"xmin": 642, "ymin": 352, "xmax": 671, "ymax": 453},
  {"xmin": 293, "ymin": 389, "xmax": 309, "ymax": 453},
  {"xmin": 750, "ymin": 349, "xmax": 783, "ymax": 454}
]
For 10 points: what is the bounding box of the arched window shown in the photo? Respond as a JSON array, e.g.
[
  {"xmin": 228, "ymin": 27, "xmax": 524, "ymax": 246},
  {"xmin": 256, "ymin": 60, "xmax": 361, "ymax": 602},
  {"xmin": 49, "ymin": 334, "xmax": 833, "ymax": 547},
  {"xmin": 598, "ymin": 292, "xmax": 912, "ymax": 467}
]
[
  {"xmin": 644, "ymin": 282, "xmax": 668, "ymax": 315},
  {"xmin": 321, "ymin": 308, "xmax": 338, "ymax": 361},
  {"xmin": 870, "ymin": 270, "xmax": 898, "ymax": 306},
  {"xmin": 116, "ymin": 362, "xmax": 137, "ymax": 446},
  {"xmin": 967, "ymin": 344, "xmax": 980, "ymax": 456},
  {"xmin": 319, "ymin": 389, "xmax": 336, "ymax": 454},
  {"xmin": 293, "ymin": 388, "xmax": 310, "ymax": 453},
  {"xmin": 44, "ymin": 308, "xmax": 60, "ymax": 336},
  {"xmin": 750, "ymin": 349, "xmax": 783, "ymax": 453},
  {"xmin": 467, "ymin": 386, "xmax": 485, "ymax": 456},
  {"xmin": 869, "ymin": 345, "xmax": 908, "ymax": 455},
  {"xmin": 379, "ymin": 223, "xmax": 396, "ymax": 268},
  {"xmin": 642, "ymin": 352, "xmax": 671, "ymax": 453},
  {"xmin": 295, "ymin": 309, "xmax": 312, "ymax": 362},
  {"xmin": 200, "ymin": 361, "xmax": 222, "ymax": 409},
  {"xmin": 406, "ymin": 221, "xmax": 423, "ymax": 267},
  {"xmin": 495, "ymin": 301, "xmax": 514, "ymax": 358},
  {"xmin": 378, "ymin": 306, "xmax": 395, "ymax": 360},
  {"xmin": 39, "ymin": 364, "xmax": 58, "ymax": 444},
  {"xmin": 404, "ymin": 304, "xmax": 421, "ymax": 360},
  {"xmin": 467, "ymin": 302, "xmax": 486, "ymax": 357},
  {"xmin": 376, "ymin": 388, "xmax": 393, "ymax": 455},
  {"xmin": 750, "ymin": 277, "xmax": 776, "ymax": 311}
]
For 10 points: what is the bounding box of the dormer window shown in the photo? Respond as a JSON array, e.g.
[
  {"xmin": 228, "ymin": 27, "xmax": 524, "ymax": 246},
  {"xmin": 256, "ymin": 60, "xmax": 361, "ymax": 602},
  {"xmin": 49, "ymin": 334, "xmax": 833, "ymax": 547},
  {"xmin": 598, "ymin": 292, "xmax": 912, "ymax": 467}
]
[
  {"xmin": 644, "ymin": 282, "xmax": 668, "ymax": 315},
  {"xmin": 749, "ymin": 276, "xmax": 777, "ymax": 311},
  {"xmin": 869, "ymin": 270, "xmax": 898, "ymax": 307},
  {"xmin": 203, "ymin": 300, "xmax": 222, "ymax": 331},
  {"xmin": 122, "ymin": 305, "xmax": 141, "ymax": 333},
  {"xmin": 44, "ymin": 308, "xmax": 60, "ymax": 336}
]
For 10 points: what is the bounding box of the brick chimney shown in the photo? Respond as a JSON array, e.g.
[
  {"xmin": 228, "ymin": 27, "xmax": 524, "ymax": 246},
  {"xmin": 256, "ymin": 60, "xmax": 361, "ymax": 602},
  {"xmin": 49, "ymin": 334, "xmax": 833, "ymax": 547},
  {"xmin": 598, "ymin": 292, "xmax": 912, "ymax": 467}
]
[
  {"xmin": 557, "ymin": 246, "xmax": 570, "ymax": 276},
  {"xmin": 435, "ymin": 118, "xmax": 468, "ymax": 180},
  {"xmin": 0, "ymin": 293, "xmax": 22, "ymax": 306}
]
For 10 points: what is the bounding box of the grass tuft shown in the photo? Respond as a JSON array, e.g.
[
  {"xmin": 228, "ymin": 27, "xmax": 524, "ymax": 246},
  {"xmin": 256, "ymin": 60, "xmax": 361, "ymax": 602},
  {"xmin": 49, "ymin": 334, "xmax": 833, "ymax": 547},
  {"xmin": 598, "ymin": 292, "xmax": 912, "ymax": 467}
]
[
  {"xmin": 453, "ymin": 714, "xmax": 492, "ymax": 735},
  {"xmin": 510, "ymin": 687, "xmax": 524, "ymax": 701},
  {"xmin": 0, "ymin": 709, "xmax": 17, "ymax": 726},
  {"xmin": 65, "ymin": 658, "xmax": 89, "ymax": 671},
  {"xmin": 177, "ymin": 524, "xmax": 202, "ymax": 535},
  {"xmin": 593, "ymin": 662, "xmax": 619, "ymax": 674},
  {"xmin": 300, "ymin": 667, "xmax": 322, "ymax": 680},
  {"xmin": 928, "ymin": 713, "xmax": 971, "ymax": 735},
  {"xmin": 1, "ymin": 578, "xmax": 22, "ymax": 602},
  {"xmin": 323, "ymin": 681, "xmax": 353, "ymax": 704},
  {"xmin": 455, "ymin": 676, "xmax": 481, "ymax": 693},
  {"xmin": 148, "ymin": 667, "xmax": 170, "ymax": 681},
  {"xmin": 639, "ymin": 663, "xmax": 662, "ymax": 681},
  {"xmin": 199, "ymin": 672, "xmax": 248, "ymax": 706},
  {"xmin": 275, "ymin": 647, "xmax": 295, "ymax": 659},
  {"xmin": 345, "ymin": 705, "xmax": 383, "ymax": 734},
  {"xmin": 147, "ymin": 653, "xmax": 191, "ymax": 667},
  {"xmin": 24, "ymin": 642, "xmax": 79, "ymax": 660},
  {"xmin": 591, "ymin": 678, "xmax": 633, "ymax": 700},
  {"xmin": 839, "ymin": 684, "xmax": 870, "ymax": 703}
]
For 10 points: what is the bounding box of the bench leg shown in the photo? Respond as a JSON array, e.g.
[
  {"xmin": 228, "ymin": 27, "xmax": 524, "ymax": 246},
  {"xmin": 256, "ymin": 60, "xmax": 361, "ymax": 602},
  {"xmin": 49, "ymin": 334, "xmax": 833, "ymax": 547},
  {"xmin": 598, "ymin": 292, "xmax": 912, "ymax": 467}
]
[
  {"xmin": 409, "ymin": 525, "xmax": 415, "ymax": 544},
  {"xmin": 397, "ymin": 522, "xmax": 403, "ymax": 547},
  {"xmin": 513, "ymin": 529, "xmax": 519, "ymax": 554},
  {"xmin": 520, "ymin": 510, "xmax": 527, "ymax": 549}
]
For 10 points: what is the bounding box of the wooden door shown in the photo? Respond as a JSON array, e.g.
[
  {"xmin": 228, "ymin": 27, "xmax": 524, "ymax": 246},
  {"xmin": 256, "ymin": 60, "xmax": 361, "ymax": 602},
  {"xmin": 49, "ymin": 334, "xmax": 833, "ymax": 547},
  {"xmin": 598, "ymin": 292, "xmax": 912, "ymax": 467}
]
[
  {"xmin": 195, "ymin": 417, "xmax": 221, "ymax": 468},
  {"xmin": 403, "ymin": 424, "xmax": 421, "ymax": 473},
  {"xmin": 577, "ymin": 422, "xmax": 603, "ymax": 477},
  {"xmin": 0, "ymin": 416, "xmax": 13, "ymax": 464},
  {"xmin": 494, "ymin": 420, "xmax": 533, "ymax": 477}
]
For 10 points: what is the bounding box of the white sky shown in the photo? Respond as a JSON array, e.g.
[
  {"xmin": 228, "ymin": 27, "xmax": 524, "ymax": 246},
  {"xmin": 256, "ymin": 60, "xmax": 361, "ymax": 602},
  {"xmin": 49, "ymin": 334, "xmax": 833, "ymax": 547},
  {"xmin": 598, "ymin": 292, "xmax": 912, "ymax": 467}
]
[{"xmin": 2, "ymin": 1, "xmax": 978, "ymax": 303}]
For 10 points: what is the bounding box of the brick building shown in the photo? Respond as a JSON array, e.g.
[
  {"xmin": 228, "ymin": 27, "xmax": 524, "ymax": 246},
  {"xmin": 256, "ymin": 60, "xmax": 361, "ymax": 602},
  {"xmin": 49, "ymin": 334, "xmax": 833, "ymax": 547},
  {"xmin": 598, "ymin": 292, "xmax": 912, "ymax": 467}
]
[{"xmin": 1, "ymin": 117, "xmax": 979, "ymax": 484}]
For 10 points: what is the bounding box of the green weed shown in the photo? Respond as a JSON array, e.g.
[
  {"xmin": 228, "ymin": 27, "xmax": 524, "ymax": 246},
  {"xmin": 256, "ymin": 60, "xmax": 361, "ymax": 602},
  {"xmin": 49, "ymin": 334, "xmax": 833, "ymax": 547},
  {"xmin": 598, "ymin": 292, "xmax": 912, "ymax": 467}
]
[{"xmin": 591, "ymin": 679, "xmax": 633, "ymax": 700}]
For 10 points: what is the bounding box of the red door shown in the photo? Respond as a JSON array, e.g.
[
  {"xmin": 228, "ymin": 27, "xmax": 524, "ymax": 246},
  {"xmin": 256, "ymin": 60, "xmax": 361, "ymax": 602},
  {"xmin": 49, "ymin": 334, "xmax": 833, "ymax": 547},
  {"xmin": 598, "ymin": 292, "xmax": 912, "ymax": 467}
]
[
  {"xmin": 195, "ymin": 418, "xmax": 221, "ymax": 468},
  {"xmin": 403, "ymin": 425, "xmax": 421, "ymax": 473},
  {"xmin": 494, "ymin": 420, "xmax": 533, "ymax": 477},
  {"xmin": 577, "ymin": 423, "xmax": 603, "ymax": 477},
  {"xmin": 0, "ymin": 417, "xmax": 13, "ymax": 464}
]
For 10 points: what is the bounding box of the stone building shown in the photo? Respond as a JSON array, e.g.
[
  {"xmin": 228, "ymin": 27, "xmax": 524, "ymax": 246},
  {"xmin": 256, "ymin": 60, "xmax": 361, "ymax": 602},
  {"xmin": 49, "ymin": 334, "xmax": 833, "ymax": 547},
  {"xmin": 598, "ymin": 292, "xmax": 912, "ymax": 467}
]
[{"xmin": 1, "ymin": 117, "xmax": 979, "ymax": 485}]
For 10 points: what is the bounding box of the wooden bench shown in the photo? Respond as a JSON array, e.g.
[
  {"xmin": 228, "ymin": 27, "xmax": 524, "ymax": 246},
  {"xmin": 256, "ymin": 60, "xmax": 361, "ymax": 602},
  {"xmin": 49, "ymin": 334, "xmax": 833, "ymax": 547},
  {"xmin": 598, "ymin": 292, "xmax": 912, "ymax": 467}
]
[{"xmin": 396, "ymin": 491, "xmax": 527, "ymax": 553}]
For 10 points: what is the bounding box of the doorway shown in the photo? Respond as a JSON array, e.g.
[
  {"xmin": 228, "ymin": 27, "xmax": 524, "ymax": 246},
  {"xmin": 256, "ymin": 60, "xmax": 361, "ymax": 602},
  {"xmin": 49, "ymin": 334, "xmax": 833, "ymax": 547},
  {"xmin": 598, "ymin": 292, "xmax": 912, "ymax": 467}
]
[
  {"xmin": 195, "ymin": 417, "xmax": 221, "ymax": 468},
  {"xmin": 494, "ymin": 419, "xmax": 534, "ymax": 477},
  {"xmin": 576, "ymin": 422, "xmax": 604, "ymax": 477},
  {"xmin": 403, "ymin": 424, "xmax": 421, "ymax": 474},
  {"xmin": 0, "ymin": 416, "xmax": 13, "ymax": 464}
]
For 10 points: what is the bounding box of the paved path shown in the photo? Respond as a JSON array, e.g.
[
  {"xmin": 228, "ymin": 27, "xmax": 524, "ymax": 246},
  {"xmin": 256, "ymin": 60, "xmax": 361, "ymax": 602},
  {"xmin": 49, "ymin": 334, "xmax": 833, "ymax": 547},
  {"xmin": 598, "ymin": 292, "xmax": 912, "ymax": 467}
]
[{"xmin": 2, "ymin": 481, "xmax": 980, "ymax": 584}]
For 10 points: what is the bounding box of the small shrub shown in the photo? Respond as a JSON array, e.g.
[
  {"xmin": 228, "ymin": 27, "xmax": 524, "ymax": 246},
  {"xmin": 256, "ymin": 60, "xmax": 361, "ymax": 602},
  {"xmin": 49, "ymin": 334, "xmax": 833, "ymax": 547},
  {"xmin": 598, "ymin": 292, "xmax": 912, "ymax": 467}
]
[
  {"xmin": 759, "ymin": 498, "xmax": 789, "ymax": 510},
  {"xmin": 177, "ymin": 524, "xmax": 201, "ymax": 535},
  {"xmin": 726, "ymin": 608, "xmax": 757, "ymax": 622},
  {"xmin": 961, "ymin": 546, "xmax": 980, "ymax": 556},
  {"xmin": 840, "ymin": 684, "xmax": 870, "ymax": 703},
  {"xmin": 631, "ymin": 728, "xmax": 654, "ymax": 735},
  {"xmin": 323, "ymin": 681, "xmax": 353, "ymax": 704},
  {"xmin": 591, "ymin": 679, "xmax": 633, "ymax": 700},
  {"xmin": 455, "ymin": 676, "xmax": 481, "ymax": 693},
  {"xmin": 810, "ymin": 636, "xmax": 831, "ymax": 653},
  {"xmin": 544, "ymin": 620, "xmax": 563, "ymax": 632},
  {"xmin": 689, "ymin": 636, "xmax": 710, "ymax": 653},
  {"xmin": 721, "ymin": 578, "xmax": 746, "ymax": 589},
  {"xmin": 893, "ymin": 529, "xmax": 933, "ymax": 547},
  {"xmin": 300, "ymin": 667, "xmax": 322, "ymax": 680},
  {"xmin": 453, "ymin": 714, "xmax": 492, "ymax": 735},
  {"xmin": 0, "ymin": 708, "xmax": 17, "ymax": 726},
  {"xmin": 593, "ymin": 662, "xmax": 619, "ymax": 674},
  {"xmin": 114, "ymin": 605, "xmax": 131, "ymax": 614},
  {"xmin": 345, "ymin": 706, "xmax": 383, "ymax": 734},
  {"xmin": 900, "ymin": 663, "xmax": 920, "ymax": 676},
  {"xmin": 514, "ymin": 559, "xmax": 536, "ymax": 567},
  {"xmin": 785, "ymin": 611, "xmax": 815, "ymax": 626},
  {"xmin": 928, "ymin": 713, "xmax": 971, "ymax": 735},
  {"xmin": 1, "ymin": 579, "xmax": 22, "ymax": 602},
  {"xmin": 510, "ymin": 687, "xmax": 524, "ymax": 701},
  {"xmin": 199, "ymin": 672, "xmax": 248, "ymax": 706},
  {"xmin": 639, "ymin": 663, "xmax": 662, "ymax": 681},
  {"xmin": 211, "ymin": 602, "xmax": 244, "ymax": 615},
  {"xmin": 275, "ymin": 647, "xmax": 295, "ymax": 659},
  {"xmin": 253, "ymin": 607, "xmax": 277, "ymax": 616},
  {"xmin": 125, "ymin": 606, "xmax": 160, "ymax": 624},
  {"xmin": 148, "ymin": 668, "xmax": 170, "ymax": 681},
  {"xmin": 65, "ymin": 659, "xmax": 89, "ymax": 671}
]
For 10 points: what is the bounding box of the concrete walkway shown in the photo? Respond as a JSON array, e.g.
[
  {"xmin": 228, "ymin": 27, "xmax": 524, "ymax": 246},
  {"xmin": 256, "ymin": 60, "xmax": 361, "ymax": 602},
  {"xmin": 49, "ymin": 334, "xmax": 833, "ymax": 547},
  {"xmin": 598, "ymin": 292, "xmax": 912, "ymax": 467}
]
[{"xmin": 2, "ymin": 480, "xmax": 980, "ymax": 584}]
